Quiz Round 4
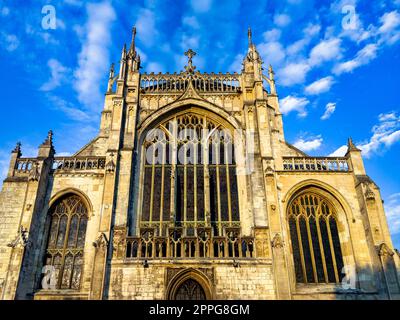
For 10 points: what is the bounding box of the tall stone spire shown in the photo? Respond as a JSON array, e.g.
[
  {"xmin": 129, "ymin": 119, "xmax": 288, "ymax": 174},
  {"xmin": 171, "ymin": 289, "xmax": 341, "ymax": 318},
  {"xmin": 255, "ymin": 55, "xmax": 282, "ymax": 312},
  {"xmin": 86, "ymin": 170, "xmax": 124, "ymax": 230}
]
[
  {"xmin": 118, "ymin": 44, "xmax": 127, "ymax": 81},
  {"xmin": 128, "ymin": 26, "xmax": 137, "ymax": 58},
  {"xmin": 107, "ymin": 63, "xmax": 115, "ymax": 93},
  {"xmin": 127, "ymin": 26, "xmax": 140, "ymax": 73},
  {"xmin": 248, "ymin": 27, "xmax": 253, "ymax": 47},
  {"xmin": 243, "ymin": 28, "xmax": 262, "ymax": 78}
]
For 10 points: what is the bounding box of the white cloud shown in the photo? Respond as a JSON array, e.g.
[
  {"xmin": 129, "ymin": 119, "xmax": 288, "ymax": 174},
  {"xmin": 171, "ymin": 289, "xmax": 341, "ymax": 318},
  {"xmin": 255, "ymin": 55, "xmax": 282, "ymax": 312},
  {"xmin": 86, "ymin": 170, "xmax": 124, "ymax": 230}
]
[
  {"xmin": 287, "ymin": 24, "xmax": 321, "ymax": 56},
  {"xmin": 183, "ymin": 16, "xmax": 200, "ymax": 29},
  {"xmin": 378, "ymin": 10, "xmax": 400, "ymax": 45},
  {"xmin": 329, "ymin": 145, "xmax": 347, "ymax": 157},
  {"xmin": 2, "ymin": 33, "xmax": 19, "ymax": 52},
  {"xmin": 274, "ymin": 14, "xmax": 291, "ymax": 27},
  {"xmin": 259, "ymin": 29, "xmax": 286, "ymax": 66},
  {"xmin": 308, "ymin": 38, "xmax": 342, "ymax": 66},
  {"xmin": 263, "ymin": 29, "xmax": 281, "ymax": 41},
  {"xmin": 305, "ymin": 76, "xmax": 335, "ymax": 95},
  {"xmin": 1, "ymin": 7, "xmax": 10, "ymax": 16},
  {"xmin": 180, "ymin": 34, "xmax": 200, "ymax": 50},
  {"xmin": 379, "ymin": 11, "xmax": 400, "ymax": 34},
  {"xmin": 280, "ymin": 95, "xmax": 309, "ymax": 117},
  {"xmin": 358, "ymin": 111, "xmax": 400, "ymax": 158},
  {"xmin": 258, "ymin": 41, "xmax": 286, "ymax": 66},
  {"xmin": 136, "ymin": 8, "xmax": 157, "ymax": 47},
  {"xmin": 40, "ymin": 59, "xmax": 69, "ymax": 91},
  {"xmin": 190, "ymin": 0, "xmax": 213, "ymax": 13},
  {"xmin": 293, "ymin": 136, "xmax": 323, "ymax": 152},
  {"xmin": 74, "ymin": 1, "xmax": 116, "ymax": 112},
  {"xmin": 385, "ymin": 193, "xmax": 400, "ymax": 236},
  {"xmin": 47, "ymin": 94, "xmax": 91, "ymax": 122},
  {"xmin": 321, "ymin": 102, "xmax": 336, "ymax": 120},
  {"xmin": 277, "ymin": 62, "xmax": 311, "ymax": 86},
  {"xmin": 333, "ymin": 43, "xmax": 378, "ymax": 75}
]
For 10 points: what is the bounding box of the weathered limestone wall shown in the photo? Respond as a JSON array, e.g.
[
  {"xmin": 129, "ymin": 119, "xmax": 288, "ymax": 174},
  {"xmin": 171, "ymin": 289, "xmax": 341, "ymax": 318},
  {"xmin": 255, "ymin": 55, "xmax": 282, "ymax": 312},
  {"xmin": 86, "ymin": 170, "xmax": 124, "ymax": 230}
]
[
  {"xmin": 107, "ymin": 262, "xmax": 275, "ymax": 300},
  {"xmin": 213, "ymin": 264, "xmax": 275, "ymax": 299},
  {"xmin": 0, "ymin": 180, "xmax": 28, "ymax": 298}
]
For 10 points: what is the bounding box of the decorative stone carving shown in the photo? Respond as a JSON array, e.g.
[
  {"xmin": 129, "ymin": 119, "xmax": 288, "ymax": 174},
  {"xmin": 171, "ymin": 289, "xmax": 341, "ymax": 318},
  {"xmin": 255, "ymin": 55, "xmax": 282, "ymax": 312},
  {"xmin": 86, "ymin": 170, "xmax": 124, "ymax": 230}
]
[
  {"xmin": 271, "ymin": 233, "xmax": 284, "ymax": 249},
  {"xmin": 377, "ymin": 242, "xmax": 394, "ymax": 257},
  {"xmin": 7, "ymin": 226, "xmax": 29, "ymax": 249},
  {"xmin": 93, "ymin": 233, "xmax": 109, "ymax": 250},
  {"xmin": 364, "ymin": 183, "xmax": 375, "ymax": 201},
  {"xmin": 113, "ymin": 100, "xmax": 123, "ymax": 108},
  {"xmin": 106, "ymin": 153, "xmax": 116, "ymax": 173},
  {"xmin": 28, "ymin": 162, "xmax": 40, "ymax": 181},
  {"xmin": 113, "ymin": 226, "xmax": 127, "ymax": 259}
]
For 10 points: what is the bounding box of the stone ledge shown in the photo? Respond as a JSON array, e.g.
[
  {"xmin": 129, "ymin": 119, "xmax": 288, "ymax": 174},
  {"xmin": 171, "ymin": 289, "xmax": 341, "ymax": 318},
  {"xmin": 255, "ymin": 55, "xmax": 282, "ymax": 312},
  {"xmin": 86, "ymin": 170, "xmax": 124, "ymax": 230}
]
[{"xmin": 34, "ymin": 290, "xmax": 89, "ymax": 300}]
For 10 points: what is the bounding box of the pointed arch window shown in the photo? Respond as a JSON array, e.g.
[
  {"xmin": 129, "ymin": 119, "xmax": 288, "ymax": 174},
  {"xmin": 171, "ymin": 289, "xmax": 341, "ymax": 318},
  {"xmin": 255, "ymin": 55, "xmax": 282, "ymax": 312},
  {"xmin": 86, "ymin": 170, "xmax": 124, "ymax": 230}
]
[
  {"xmin": 44, "ymin": 195, "xmax": 88, "ymax": 290},
  {"xmin": 140, "ymin": 111, "xmax": 240, "ymax": 236},
  {"xmin": 288, "ymin": 192, "xmax": 344, "ymax": 284}
]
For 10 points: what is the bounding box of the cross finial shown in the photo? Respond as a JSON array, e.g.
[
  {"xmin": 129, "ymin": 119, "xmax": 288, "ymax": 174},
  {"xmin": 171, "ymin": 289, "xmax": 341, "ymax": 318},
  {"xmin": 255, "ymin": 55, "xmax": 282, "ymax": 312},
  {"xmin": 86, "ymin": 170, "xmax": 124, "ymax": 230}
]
[
  {"xmin": 184, "ymin": 49, "xmax": 197, "ymax": 74},
  {"xmin": 184, "ymin": 49, "xmax": 196, "ymax": 62}
]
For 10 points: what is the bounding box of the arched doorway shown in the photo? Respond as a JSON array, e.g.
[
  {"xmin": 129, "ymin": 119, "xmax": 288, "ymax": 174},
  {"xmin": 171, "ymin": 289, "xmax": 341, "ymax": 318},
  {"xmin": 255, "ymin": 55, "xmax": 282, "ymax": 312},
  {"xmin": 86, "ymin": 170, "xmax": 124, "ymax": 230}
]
[
  {"xmin": 174, "ymin": 279, "xmax": 206, "ymax": 300},
  {"xmin": 167, "ymin": 269, "xmax": 212, "ymax": 300}
]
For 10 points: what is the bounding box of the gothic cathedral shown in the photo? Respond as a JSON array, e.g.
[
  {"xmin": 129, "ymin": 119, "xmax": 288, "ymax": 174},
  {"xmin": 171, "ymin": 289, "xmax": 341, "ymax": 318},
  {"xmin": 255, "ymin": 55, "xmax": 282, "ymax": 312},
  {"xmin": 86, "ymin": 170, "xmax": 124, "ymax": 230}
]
[{"xmin": 0, "ymin": 28, "xmax": 399, "ymax": 300}]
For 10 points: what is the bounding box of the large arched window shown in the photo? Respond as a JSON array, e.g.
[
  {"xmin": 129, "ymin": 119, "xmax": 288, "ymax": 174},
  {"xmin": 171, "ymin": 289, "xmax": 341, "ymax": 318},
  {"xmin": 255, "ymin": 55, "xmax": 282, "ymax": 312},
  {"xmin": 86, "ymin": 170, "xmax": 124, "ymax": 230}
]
[
  {"xmin": 140, "ymin": 110, "xmax": 240, "ymax": 237},
  {"xmin": 288, "ymin": 191, "xmax": 344, "ymax": 284},
  {"xmin": 44, "ymin": 194, "xmax": 88, "ymax": 290}
]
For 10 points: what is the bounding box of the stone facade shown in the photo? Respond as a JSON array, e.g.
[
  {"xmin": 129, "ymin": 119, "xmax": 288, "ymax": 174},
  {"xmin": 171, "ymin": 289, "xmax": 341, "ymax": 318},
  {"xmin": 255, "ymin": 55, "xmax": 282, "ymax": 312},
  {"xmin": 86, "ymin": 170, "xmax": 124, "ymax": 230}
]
[{"xmin": 0, "ymin": 28, "xmax": 399, "ymax": 300}]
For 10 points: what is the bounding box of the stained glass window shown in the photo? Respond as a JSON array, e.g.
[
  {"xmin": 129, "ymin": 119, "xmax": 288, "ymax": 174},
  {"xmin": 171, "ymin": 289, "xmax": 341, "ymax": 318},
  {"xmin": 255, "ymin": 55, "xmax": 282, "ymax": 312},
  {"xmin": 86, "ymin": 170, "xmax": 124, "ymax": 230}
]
[
  {"xmin": 141, "ymin": 111, "xmax": 240, "ymax": 236},
  {"xmin": 44, "ymin": 194, "xmax": 88, "ymax": 290},
  {"xmin": 288, "ymin": 192, "xmax": 344, "ymax": 284}
]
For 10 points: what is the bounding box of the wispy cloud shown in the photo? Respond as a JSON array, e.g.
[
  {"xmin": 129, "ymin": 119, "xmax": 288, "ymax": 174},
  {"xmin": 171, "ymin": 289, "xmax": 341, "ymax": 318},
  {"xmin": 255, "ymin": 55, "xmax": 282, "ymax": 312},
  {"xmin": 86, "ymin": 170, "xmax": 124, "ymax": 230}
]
[
  {"xmin": 329, "ymin": 111, "xmax": 400, "ymax": 158},
  {"xmin": 74, "ymin": 1, "xmax": 116, "ymax": 112},
  {"xmin": 136, "ymin": 8, "xmax": 158, "ymax": 48},
  {"xmin": 47, "ymin": 94, "xmax": 92, "ymax": 122},
  {"xmin": 190, "ymin": 0, "xmax": 213, "ymax": 13},
  {"xmin": 1, "ymin": 33, "xmax": 19, "ymax": 52},
  {"xmin": 321, "ymin": 102, "xmax": 336, "ymax": 120},
  {"xmin": 274, "ymin": 13, "xmax": 291, "ymax": 27},
  {"xmin": 40, "ymin": 59, "xmax": 69, "ymax": 91},
  {"xmin": 333, "ymin": 43, "xmax": 378, "ymax": 75},
  {"xmin": 358, "ymin": 111, "xmax": 400, "ymax": 158},
  {"xmin": 305, "ymin": 76, "xmax": 335, "ymax": 95}
]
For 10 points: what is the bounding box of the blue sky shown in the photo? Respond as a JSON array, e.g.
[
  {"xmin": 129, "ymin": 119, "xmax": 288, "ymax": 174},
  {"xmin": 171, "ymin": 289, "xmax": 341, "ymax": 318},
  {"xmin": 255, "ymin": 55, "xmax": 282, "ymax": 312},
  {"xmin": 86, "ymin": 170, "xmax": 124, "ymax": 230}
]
[{"xmin": 0, "ymin": 0, "xmax": 399, "ymax": 247}]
